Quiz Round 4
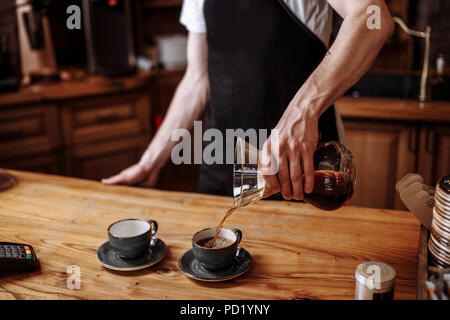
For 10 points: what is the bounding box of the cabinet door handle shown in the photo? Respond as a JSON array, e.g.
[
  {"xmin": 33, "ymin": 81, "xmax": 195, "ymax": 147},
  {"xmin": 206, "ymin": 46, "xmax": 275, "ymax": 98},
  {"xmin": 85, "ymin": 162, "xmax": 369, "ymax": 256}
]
[{"xmin": 95, "ymin": 113, "xmax": 120, "ymax": 124}]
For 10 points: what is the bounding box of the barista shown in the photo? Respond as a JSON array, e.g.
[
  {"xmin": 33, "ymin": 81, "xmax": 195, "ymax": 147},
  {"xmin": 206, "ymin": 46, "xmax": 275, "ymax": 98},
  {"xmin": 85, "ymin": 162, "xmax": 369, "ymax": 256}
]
[{"xmin": 103, "ymin": 0, "xmax": 394, "ymax": 200}]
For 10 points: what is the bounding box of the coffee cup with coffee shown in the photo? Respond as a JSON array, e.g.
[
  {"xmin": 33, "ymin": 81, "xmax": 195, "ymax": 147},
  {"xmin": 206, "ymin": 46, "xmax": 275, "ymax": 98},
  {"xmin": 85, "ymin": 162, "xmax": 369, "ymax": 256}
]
[
  {"xmin": 192, "ymin": 227, "xmax": 242, "ymax": 271},
  {"xmin": 108, "ymin": 219, "xmax": 158, "ymax": 259}
]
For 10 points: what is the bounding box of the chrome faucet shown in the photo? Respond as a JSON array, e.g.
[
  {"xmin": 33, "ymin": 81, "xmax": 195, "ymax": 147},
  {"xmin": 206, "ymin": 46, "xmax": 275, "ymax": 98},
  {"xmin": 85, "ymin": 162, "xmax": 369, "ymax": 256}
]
[{"xmin": 393, "ymin": 17, "xmax": 431, "ymax": 102}]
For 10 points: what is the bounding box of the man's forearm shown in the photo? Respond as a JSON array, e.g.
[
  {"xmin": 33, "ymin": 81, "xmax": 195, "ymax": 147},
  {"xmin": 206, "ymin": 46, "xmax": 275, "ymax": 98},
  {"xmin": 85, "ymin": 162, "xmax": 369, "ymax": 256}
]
[
  {"xmin": 140, "ymin": 70, "xmax": 210, "ymax": 168},
  {"xmin": 291, "ymin": 1, "xmax": 394, "ymax": 118}
]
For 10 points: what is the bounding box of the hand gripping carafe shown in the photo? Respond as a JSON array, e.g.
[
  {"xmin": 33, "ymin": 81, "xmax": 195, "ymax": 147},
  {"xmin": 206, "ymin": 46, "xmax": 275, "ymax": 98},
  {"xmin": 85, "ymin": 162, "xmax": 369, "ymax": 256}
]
[{"xmin": 233, "ymin": 138, "xmax": 356, "ymax": 211}]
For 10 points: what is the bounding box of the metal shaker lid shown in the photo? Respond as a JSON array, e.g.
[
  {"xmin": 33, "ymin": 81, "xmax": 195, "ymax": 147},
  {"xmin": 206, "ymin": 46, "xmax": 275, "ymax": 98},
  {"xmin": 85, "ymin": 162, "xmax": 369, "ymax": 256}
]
[{"xmin": 355, "ymin": 261, "xmax": 396, "ymax": 290}]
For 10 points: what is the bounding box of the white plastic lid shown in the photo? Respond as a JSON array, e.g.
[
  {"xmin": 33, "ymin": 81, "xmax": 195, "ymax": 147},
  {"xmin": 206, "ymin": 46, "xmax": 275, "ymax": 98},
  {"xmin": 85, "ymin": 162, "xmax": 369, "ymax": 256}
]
[{"xmin": 355, "ymin": 261, "xmax": 396, "ymax": 290}]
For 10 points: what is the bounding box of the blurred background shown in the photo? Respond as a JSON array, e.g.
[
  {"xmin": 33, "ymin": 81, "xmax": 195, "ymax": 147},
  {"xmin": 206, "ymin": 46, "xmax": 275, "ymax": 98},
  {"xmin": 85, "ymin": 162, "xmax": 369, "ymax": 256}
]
[{"xmin": 0, "ymin": 0, "xmax": 449, "ymax": 210}]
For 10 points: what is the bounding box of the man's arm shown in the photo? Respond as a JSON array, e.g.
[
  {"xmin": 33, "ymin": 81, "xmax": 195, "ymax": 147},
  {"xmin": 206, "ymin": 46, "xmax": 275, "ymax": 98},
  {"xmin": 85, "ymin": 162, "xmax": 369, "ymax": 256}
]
[
  {"xmin": 103, "ymin": 32, "xmax": 210, "ymax": 186},
  {"xmin": 261, "ymin": 0, "xmax": 394, "ymax": 200}
]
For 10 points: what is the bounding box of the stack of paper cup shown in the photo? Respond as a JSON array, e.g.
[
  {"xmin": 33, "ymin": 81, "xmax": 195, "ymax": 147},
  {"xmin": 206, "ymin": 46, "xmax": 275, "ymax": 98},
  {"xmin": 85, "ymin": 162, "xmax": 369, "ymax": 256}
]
[{"xmin": 429, "ymin": 176, "xmax": 450, "ymax": 268}]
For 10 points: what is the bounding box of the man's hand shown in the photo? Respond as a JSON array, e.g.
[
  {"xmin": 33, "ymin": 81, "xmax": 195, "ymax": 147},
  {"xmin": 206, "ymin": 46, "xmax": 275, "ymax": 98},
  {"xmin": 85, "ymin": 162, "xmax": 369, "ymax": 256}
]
[
  {"xmin": 262, "ymin": 0, "xmax": 393, "ymax": 200},
  {"xmin": 261, "ymin": 101, "xmax": 319, "ymax": 201},
  {"xmin": 102, "ymin": 162, "xmax": 161, "ymax": 187}
]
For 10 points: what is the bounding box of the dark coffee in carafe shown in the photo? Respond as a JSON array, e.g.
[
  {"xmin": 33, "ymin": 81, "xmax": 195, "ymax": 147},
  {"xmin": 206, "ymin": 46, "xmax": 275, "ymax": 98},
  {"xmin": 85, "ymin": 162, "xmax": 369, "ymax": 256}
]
[{"xmin": 303, "ymin": 170, "xmax": 354, "ymax": 211}]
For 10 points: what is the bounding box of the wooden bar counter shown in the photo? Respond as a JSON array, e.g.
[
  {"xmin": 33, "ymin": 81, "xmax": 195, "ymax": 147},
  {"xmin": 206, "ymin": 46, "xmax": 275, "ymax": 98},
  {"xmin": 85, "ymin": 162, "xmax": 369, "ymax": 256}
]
[{"xmin": 0, "ymin": 170, "xmax": 420, "ymax": 300}]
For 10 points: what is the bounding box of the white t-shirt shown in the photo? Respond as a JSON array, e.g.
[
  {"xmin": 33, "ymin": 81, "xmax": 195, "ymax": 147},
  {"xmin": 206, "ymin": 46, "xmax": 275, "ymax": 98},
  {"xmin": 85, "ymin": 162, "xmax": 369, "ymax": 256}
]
[{"xmin": 179, "ymin": 0, "xmax": 333, "ymax": 46}]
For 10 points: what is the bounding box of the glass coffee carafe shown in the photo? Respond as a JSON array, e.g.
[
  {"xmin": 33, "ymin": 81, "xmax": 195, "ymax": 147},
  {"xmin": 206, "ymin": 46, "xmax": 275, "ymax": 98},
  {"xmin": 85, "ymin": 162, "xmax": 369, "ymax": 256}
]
[{"xmin": 233, "ymin": 138, "xmax": 356, "ymax": 211}]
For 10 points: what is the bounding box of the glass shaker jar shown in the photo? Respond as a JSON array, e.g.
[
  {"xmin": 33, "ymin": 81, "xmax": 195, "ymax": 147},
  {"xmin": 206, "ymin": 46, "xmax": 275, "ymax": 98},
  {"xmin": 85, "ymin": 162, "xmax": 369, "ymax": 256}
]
[{"xmin": 355, "ymin": 261, "xmax": 396, "ymax": 300}]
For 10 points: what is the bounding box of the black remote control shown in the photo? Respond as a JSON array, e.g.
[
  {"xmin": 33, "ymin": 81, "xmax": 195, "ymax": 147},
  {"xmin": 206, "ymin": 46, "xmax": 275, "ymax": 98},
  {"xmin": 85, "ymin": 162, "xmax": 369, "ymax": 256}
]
[{"xmin": 0, "ymin": 242, "xmax": 39, "ymax": 273}]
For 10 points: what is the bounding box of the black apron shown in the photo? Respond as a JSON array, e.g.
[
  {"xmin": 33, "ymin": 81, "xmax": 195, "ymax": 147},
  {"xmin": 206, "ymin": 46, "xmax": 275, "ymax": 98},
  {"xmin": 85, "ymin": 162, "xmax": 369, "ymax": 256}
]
[{"xmin": 198, "ymin": 0, "xmax": 338, "ymax": 196}]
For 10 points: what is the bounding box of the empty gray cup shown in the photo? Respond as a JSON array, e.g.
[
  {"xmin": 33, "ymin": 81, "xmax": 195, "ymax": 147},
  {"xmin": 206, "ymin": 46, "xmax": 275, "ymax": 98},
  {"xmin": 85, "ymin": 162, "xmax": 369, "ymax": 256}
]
[{"xmin": 108, "ymin": 219, "xmax": 158, "ymax": 259}]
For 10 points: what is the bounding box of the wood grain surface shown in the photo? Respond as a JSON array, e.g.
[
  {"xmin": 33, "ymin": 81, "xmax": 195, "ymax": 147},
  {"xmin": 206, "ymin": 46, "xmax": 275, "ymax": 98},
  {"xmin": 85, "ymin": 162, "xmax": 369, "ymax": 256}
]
[{"xmin": 0, "ymin": 170, "xmax": 420, "ymax": 300}]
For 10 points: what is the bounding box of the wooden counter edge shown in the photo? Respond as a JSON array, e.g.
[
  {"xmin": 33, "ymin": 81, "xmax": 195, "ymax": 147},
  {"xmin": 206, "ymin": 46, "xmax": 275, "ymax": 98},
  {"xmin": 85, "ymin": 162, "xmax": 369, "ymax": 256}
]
[
  {"xmin": 336, "ymin": 97, "xmax": 450, "ymax": 123},
  {"xmin": 0, "ymin": 70, "xmax": 154, "ymax": 108},
  {"xmin": 417, "ymin": 225, "xmax": 429, "ymax": 300}
]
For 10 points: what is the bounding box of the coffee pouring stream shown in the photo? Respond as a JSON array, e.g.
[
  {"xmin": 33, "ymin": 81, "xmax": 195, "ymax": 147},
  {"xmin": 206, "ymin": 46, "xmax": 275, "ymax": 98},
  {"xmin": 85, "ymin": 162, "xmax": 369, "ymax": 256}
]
[{"xmin": 233, "ymin": 138, "xmax": 356, "ymax": 211}]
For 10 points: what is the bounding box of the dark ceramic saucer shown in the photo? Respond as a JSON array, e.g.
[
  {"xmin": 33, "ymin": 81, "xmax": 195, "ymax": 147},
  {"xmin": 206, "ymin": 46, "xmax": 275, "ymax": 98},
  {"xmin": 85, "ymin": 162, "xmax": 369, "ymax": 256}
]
[
  {"xmin": 97, "ymin": 237, "xmax": 166, "ymax": 271},
  {"xmin": 179, "ymin": 247, "xmax": 252, "ymax": 282}
]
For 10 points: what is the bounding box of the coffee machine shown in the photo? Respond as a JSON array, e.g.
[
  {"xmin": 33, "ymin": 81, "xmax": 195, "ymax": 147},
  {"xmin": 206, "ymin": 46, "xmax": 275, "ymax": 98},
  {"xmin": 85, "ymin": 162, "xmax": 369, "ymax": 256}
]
[
  {"xmin": 15, "ymin": 0, "xmax": 59, "ymax": 84},
  {"xmin": 82, "ymin": 0, "xmax": 137, "ymax": 76}
]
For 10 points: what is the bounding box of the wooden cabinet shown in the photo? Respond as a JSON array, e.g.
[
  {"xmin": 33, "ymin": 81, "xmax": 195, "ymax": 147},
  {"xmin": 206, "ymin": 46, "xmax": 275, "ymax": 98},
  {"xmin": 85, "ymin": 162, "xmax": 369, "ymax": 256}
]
[
  {"xmin": 338, "ymin": 97, "xmax": 450, "ymax": 210},
  {"xmin": 0, "ymin": 72, "xmax": 152, "ymax": 182},
  {"xmin": 418, "ymin": 124, "xmax": 450, "ymax": 187},
  {"xmin": 67, "ymin": 136, "xmax": 148, "ymax": 180},
  {"xmin": 344, "ymin": 120, "xmax": 417, "ymax": 210},
  {"xmin": 344, "ymin": 118, "xmax": 450, "ymax": 210},
  {"xmin": 61, "ymin": 93, "xmax": 150, "ymax": 146},
  {"xmin": 1, "ymin": 153, "xmax": 64, "ymax": 175},
  {"xmin": 60, "ymin": 92, "xmax": 152, "ymax": 180},
  {"xmin": 0, "ymin": 104, "xmax": 61, "ymax": 159}
]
